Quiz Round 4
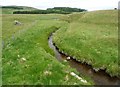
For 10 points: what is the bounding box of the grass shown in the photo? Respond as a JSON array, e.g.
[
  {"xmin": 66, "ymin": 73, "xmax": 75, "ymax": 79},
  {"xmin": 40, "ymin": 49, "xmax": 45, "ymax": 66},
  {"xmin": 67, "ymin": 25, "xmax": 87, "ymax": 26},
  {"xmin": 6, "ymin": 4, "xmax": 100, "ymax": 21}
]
[
  {"xmin": 2, "ymin": 14, "xmax": 92, "ymax": 85},
  {"xmin": 53, "ymin": 10, "xmax": 119, "ymax": 77}
]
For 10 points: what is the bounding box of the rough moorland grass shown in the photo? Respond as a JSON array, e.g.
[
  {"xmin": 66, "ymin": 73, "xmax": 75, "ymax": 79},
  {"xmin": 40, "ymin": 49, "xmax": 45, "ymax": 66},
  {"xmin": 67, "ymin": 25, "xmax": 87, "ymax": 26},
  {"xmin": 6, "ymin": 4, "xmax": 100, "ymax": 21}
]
[
  {"xmin": 53, "ymin": 10, "xmax": 119, "ymax": 77},
  {"xmin": 2, "ymin": 14, "xmax": 92, "ymax": 85}
]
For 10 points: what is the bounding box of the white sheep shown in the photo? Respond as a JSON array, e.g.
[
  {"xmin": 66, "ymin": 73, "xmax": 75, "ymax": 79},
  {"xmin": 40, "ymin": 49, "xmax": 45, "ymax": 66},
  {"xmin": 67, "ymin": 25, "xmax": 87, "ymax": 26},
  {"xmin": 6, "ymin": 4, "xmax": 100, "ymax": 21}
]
[{"xmin": 14, "ymin": 20, "xmax": 21, "ymax": 25}]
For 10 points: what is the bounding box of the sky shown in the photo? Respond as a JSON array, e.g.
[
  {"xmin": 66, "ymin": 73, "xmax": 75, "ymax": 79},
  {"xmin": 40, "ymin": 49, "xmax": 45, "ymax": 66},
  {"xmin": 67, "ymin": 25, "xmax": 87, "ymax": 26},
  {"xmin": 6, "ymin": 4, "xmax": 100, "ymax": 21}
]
[{"xmin": 0, "ymin": 0, "xmax": 119, "ymax": 11}]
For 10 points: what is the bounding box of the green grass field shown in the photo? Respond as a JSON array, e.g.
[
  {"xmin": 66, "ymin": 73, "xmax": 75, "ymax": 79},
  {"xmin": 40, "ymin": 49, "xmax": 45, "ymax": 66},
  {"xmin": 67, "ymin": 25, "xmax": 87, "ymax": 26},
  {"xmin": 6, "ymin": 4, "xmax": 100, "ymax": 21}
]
[
  {"xmin": 53, "ymin": 10, "xmax": 119, "ymax": 77},
  {"xmin": 2, "ymin": 7, "xmax": 119, "ymax": 85},
  {"xmin": 2, "ymin": 14, "xmax": 92, "ymax": 85}
]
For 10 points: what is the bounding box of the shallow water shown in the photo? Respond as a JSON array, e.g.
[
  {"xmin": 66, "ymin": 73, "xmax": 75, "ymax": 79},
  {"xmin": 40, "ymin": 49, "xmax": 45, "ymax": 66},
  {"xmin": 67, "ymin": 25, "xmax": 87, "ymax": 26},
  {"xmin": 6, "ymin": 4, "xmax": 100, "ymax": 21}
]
[{"xmin": 48, "ymin": 34, "xmax": 120, "ymax": 85}]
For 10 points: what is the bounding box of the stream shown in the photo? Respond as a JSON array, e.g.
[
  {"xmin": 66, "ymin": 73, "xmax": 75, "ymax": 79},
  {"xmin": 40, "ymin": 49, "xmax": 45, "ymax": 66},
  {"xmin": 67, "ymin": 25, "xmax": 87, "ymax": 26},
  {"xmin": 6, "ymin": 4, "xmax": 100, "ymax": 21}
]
[{"xmin": 48, "ymin": 33, "xmax": 120, "ymax": 85}]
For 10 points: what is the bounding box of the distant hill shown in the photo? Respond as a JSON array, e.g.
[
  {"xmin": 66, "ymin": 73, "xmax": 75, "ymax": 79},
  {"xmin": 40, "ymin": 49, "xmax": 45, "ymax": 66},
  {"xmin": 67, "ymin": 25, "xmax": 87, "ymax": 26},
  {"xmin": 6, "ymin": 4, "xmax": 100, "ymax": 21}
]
[
  {"xmin": 0, "ymin": 6, "xmax": 38, "ymax": 14},
  {"xmin": 13, "ymin": 7, "xmax": 87, "ymax": 14},
  {"xmin": 0, "ymin": 6, "xmax": 87, "ymax": 14}
]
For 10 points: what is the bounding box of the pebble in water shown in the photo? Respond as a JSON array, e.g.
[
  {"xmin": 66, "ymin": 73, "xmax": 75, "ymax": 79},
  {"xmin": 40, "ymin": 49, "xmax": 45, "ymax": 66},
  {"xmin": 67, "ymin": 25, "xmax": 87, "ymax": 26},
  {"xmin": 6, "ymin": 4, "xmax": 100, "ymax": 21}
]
[{"xmin": 67, "ymin": 57, "xmax": 71, "ymax": 60}]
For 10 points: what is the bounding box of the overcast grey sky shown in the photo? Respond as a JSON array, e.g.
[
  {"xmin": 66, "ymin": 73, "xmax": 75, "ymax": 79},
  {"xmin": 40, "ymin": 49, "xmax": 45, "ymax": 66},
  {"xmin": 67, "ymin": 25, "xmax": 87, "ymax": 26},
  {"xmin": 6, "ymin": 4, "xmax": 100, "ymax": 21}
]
[{"xmin": 0, "ymin": 0, "xmax": 119, "ymax": 11}]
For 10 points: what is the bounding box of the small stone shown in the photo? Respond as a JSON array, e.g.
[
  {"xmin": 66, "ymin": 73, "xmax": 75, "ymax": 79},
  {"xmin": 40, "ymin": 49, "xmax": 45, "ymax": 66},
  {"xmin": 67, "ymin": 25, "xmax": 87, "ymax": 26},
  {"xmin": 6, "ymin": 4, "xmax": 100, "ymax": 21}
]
[
  {"xmin": 70, "ymin": 72, "xmax": 76, "ymax": 76},
  {"xmin": 21, "ymin": 58, "xmax": 26, "ymax": 61},
  {"xmin": 67, "ymin": 57, "xmax": 71, "ymax": 60},
  {"xmin": 70, "ymin": 72, "xmax": 87, "ymax": 83},
  {"xmin": 94, "ymin": 68, "xmax": 99, "ymax": 72},
  {"xmin": 81, "ymin": 79, "xmax": 87, "ymax": 83},
  {"xmin": 19, "ymin": 58, "xmax": 26, "ymax": 63}
]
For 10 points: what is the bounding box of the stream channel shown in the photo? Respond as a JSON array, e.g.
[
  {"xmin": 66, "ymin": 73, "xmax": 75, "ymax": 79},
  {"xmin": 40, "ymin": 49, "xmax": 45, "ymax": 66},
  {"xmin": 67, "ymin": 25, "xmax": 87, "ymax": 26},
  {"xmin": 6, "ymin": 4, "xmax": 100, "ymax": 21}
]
[{"xmin": 48, "ymin": 33, "xmax": 120, "ymax": 85}]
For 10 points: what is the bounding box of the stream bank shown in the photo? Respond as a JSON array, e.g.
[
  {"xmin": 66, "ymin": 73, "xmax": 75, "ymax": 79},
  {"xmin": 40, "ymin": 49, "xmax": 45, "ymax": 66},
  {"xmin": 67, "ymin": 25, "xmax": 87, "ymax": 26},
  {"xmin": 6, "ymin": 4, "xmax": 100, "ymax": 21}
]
[{"xmin": 48, "ymin": 33, "xmax": 120, "ymax": 85}]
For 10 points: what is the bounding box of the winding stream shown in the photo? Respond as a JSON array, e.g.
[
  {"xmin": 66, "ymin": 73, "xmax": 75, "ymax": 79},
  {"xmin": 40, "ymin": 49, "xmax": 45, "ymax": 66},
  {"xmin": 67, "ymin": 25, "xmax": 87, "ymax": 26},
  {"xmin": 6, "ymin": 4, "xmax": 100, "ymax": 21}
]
[{"xmin": 48, "ymin": 33, "xmax": 120, "ymax": 85}]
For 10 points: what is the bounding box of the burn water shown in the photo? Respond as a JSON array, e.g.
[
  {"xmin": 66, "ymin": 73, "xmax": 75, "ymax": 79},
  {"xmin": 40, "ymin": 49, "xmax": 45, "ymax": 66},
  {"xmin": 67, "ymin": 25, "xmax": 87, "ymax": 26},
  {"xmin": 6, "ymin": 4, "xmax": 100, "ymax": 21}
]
[{"xmin": 48, "ymin": 34, "xmax": 120, "ymax": 85}]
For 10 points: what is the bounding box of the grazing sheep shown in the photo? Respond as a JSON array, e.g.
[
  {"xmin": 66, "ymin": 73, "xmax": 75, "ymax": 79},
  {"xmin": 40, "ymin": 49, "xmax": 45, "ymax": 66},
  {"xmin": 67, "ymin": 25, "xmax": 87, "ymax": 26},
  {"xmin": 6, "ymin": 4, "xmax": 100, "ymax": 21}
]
[{"xmin": 14, "ymin": 20, "xmax": 21, "ymax": 25}]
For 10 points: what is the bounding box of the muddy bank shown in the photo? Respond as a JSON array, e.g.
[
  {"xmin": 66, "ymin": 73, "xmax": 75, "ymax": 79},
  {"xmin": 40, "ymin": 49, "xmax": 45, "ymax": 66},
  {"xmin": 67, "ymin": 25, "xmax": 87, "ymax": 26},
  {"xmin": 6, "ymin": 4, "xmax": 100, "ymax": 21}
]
[{"xmin": 48, "ymin": 33, "xmax": 120, "ymax": 85}]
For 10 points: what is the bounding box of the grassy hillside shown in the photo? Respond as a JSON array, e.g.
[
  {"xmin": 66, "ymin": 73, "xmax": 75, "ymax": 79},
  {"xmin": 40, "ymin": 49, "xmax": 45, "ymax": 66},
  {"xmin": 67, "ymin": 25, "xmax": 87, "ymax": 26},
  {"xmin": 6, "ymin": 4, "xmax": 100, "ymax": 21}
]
[
  {"xmin": 2, "ymin": 14, "xmax": 92, "ymax": 85},
  {"xmin": 53, "ymin": 10, "xmax": 119, "ymax": 77},
  {"xmin": 1, "ymin": 6, "xmax": 38, "ymax": 14}
]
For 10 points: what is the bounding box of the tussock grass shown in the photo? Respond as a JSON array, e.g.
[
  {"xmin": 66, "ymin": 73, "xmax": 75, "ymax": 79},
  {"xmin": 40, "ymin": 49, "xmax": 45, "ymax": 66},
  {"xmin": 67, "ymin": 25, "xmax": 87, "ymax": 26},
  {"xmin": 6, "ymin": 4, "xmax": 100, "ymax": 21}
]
[{"xmin": 53, "ymin": 10, "xmax": 119, "ymax": 77}]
